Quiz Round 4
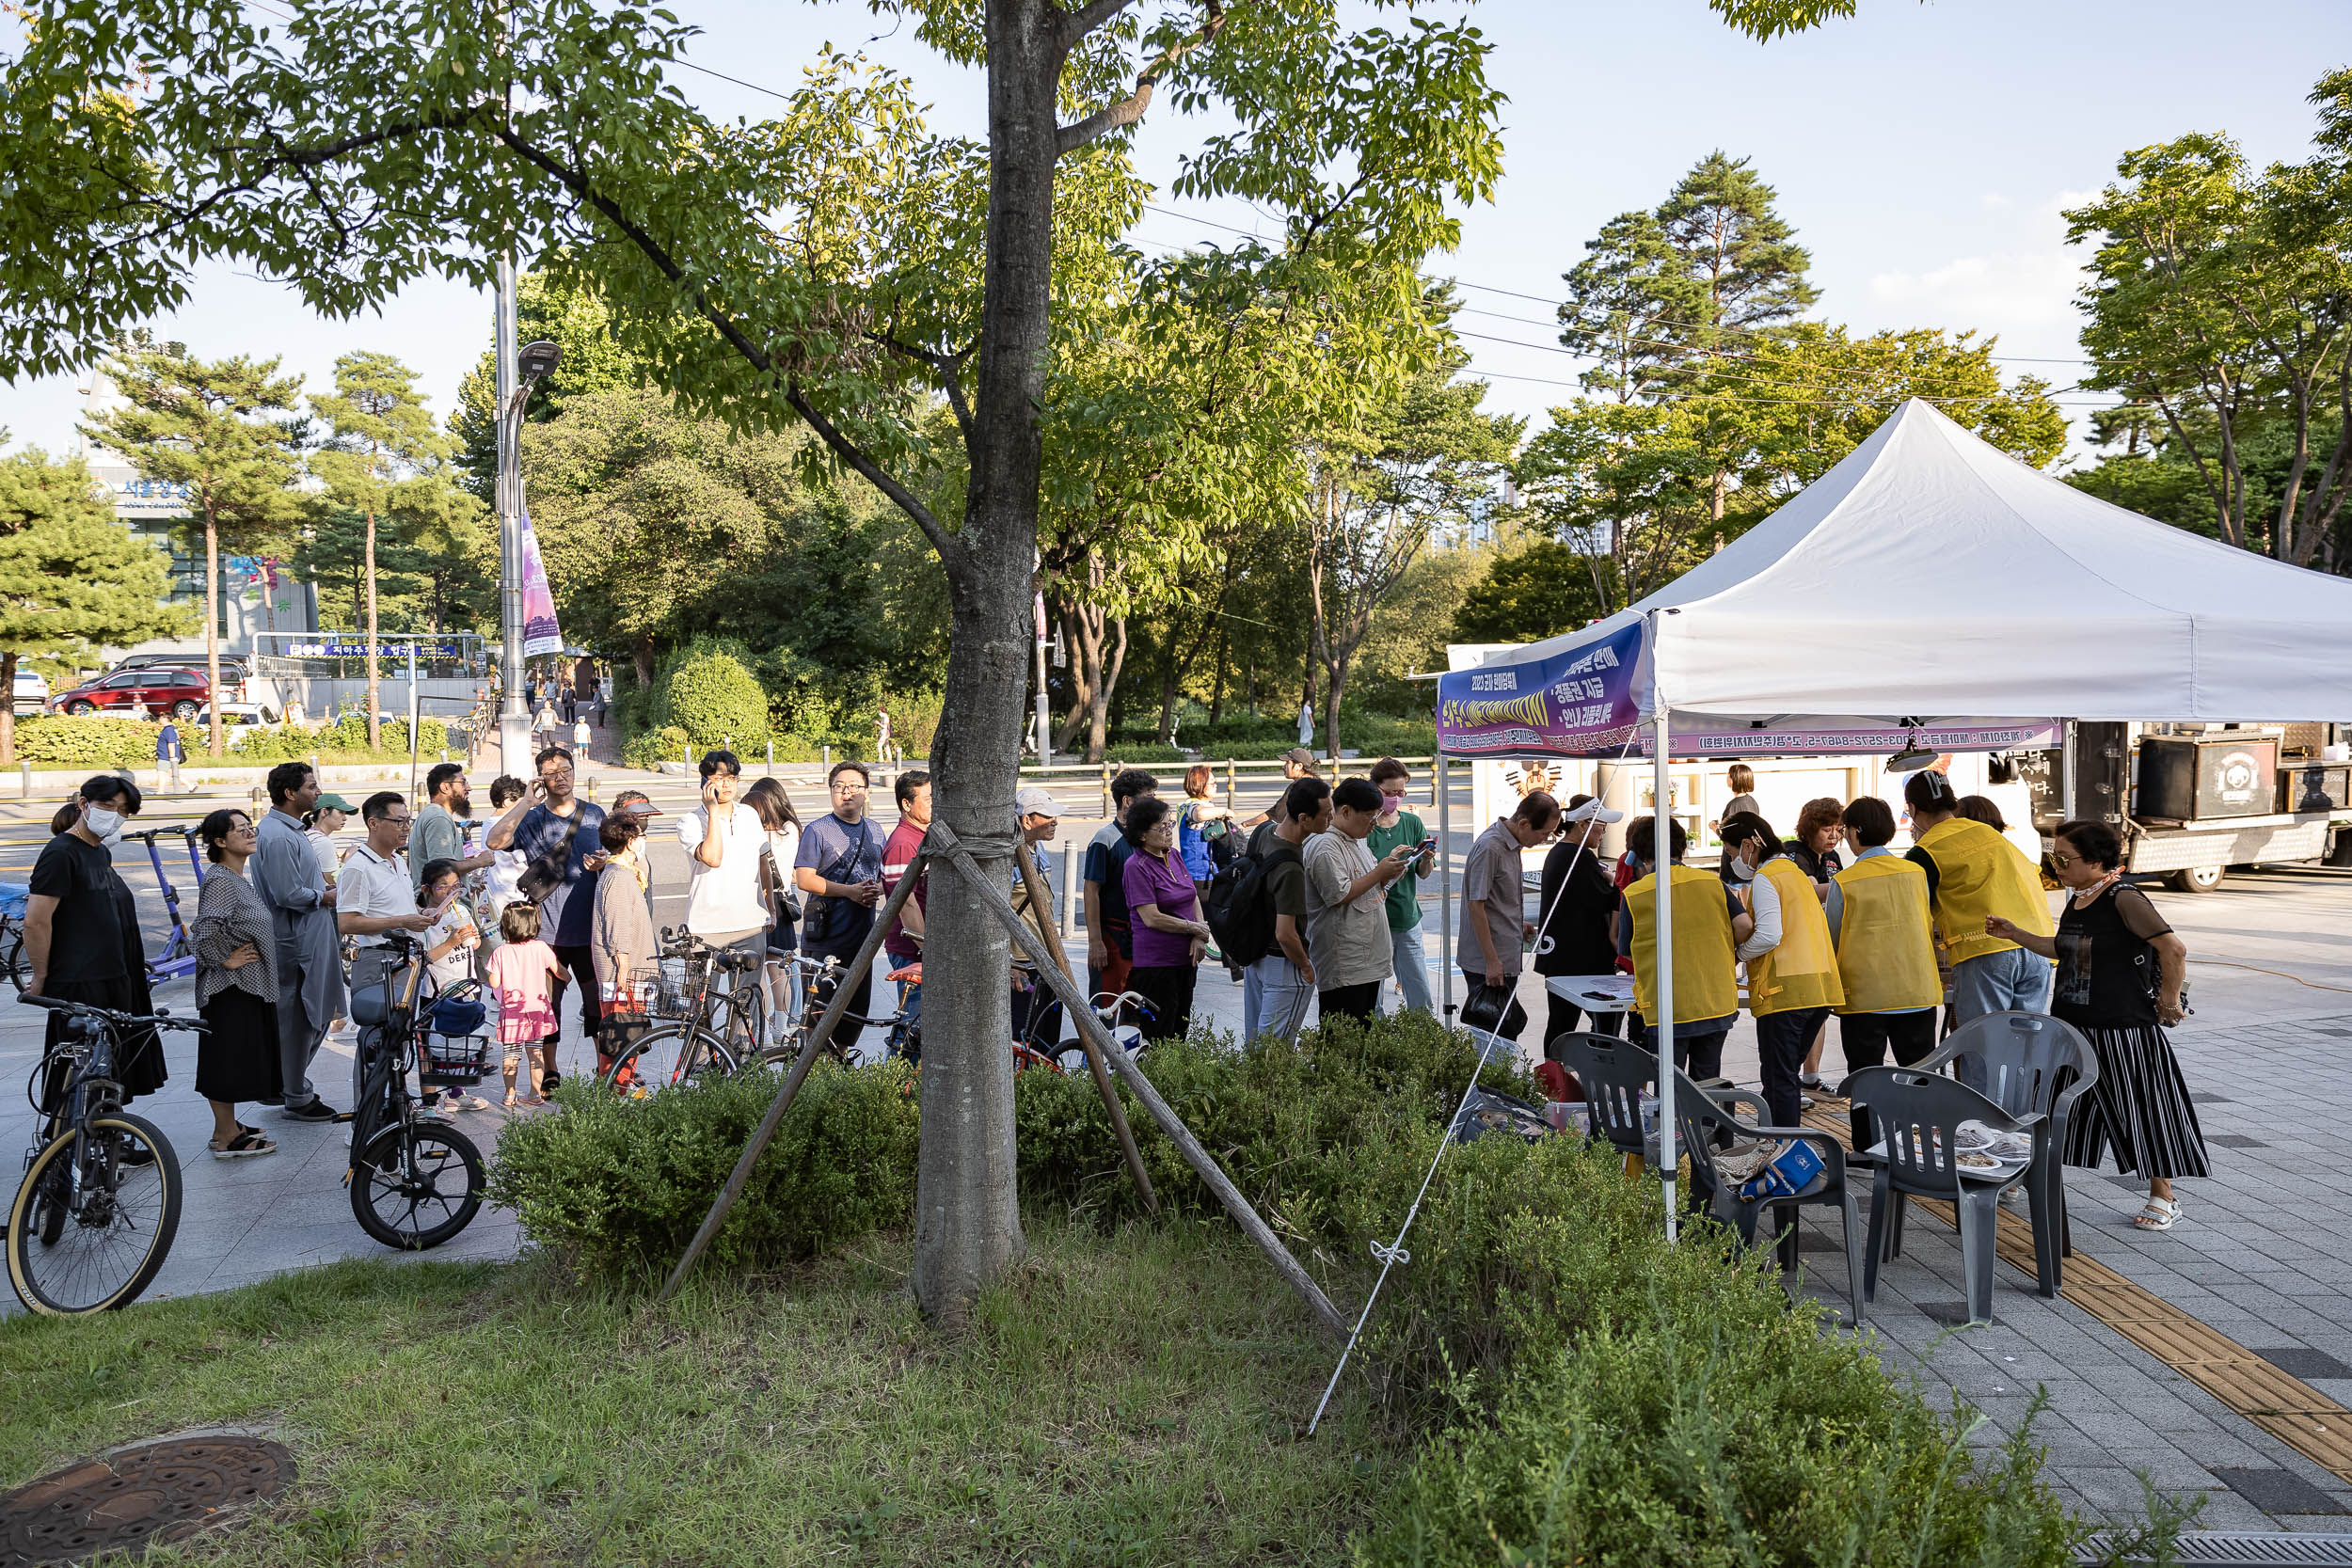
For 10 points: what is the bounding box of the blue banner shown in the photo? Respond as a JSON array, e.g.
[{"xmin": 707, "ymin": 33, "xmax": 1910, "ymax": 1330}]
[{"xmin": 1438, "ymin": 621, "xmax": 1646, "ymax": 756}]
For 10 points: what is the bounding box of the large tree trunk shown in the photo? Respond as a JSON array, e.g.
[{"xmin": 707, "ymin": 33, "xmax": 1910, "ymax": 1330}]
[
  {"xmin": 365, "ymin": 506, "xmax": 381, "ymax": 751},
  {"xmin": 909, "ymin": 0, "xmax": 1068, "ymax": 1323},
  {"xmin": 1324, "ymin": 651, "xmax": 1350, "ymax": 762},
  {"xmin": 204, "ymin": 511, "xmax": 224, "ymax": 757}
]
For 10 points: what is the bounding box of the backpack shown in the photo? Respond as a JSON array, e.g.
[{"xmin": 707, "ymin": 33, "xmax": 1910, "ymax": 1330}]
[{"xmin": 1204, "ymin": 837, "xmax": 1300, "ymax": 968}]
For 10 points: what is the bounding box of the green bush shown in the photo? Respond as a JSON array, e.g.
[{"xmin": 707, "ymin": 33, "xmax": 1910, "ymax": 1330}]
[
  {"xmin": 10, "ymin": 715, "xmax": 155, "ymax": 767},
  {"xmin": 619, "ymin": 723, "xmax": 692, "ymax": 770},
  {"xmin": 229, "ymin": 716, "xmax": 448, "ymax": 762},
  {"xmin": 655, "ymin": 643, "xmax": 770, "ymax": 752},
  {"xmin": 487, "ymin": 1061, "xmax": 921, "ymax": 1280}
]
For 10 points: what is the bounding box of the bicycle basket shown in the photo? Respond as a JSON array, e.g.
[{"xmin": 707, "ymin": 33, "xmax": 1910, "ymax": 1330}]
[
  {"xmin": 421, "ymin": 1033, "xmax": 492, "ymax": 1085},
  {"xmin": 649, "ymin": 959, "xmax": 693, "ymax": 1021}
]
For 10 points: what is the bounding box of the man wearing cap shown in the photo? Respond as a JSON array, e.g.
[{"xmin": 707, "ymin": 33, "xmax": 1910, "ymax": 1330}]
[
  {"xmin": 1010, "ymin": 788, "xmax": 1065, "ymax": 1048},
  {"xmin": 1534, "ymin": 794, "xmax": 1628, "ymax": 1049},
  {"xmin": 411, "ymin": 762, "xmax": 496, "ymax": 895}
]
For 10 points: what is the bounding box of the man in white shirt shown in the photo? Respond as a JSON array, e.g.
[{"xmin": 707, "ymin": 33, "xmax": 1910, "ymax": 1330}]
[
  {"xmin": 677, "ymin": 749, "xmax": 771, "ymax": 964},
  {"xmin": 336, "ymin": 791, "xmax": 441, "ymax": 1112}
]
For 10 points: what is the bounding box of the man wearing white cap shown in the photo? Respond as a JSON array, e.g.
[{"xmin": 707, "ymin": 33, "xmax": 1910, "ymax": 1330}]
[
  {"xmin": 1534, "ymin": 793, "xmax": 1628, "ymax": 1050},
  {"xmin": 1010, "ymin": 788, "xmax": 1064, "ymax": 1048}
]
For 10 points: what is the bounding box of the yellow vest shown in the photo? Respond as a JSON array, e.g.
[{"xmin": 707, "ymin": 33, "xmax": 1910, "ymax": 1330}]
[
  {"xmin": 1626, "ymin": 865, "xmax": 1740, "ymax": 1025},
  {"xmin": 1831, "ymin": 854, "xmax": 1943, "ymax": 1014},
  {"xmin": 1915, "ymin": 816, "xmax": 2054, "ymax": 965},
  {"xmin": 1744, "ymin": 855, "xmax": 1844, "ymax": 1016}
]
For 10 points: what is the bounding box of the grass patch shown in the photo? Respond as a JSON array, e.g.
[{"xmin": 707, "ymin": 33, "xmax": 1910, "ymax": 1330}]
[{"xmin": 0, "ymin": 1213, "xmax": 1388, "ymax": 1566}]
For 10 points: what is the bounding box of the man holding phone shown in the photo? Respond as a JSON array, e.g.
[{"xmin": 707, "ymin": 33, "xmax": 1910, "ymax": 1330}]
[
  {"xmin": 795, "ymin": 760, "xmax": 887, "ymax": 1059},
  {"xmin": 1365, "ymin": 756, "xmax": 1438, "ymax": 1015},
  {"xmin": 484, "ymin": 745, "xmax": 606, "ymax": 1090}
]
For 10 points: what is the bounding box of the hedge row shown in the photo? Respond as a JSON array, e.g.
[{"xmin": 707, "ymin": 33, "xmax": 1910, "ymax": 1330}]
[{"xmin": 488, "ymin": 1013, "xmax": 2082, "ymax": 1563}]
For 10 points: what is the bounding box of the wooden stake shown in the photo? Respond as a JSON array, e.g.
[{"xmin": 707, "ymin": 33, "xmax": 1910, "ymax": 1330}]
[
  {"xmin": 1010, "ymin": 835, "xmax": 1156, "ymax": 1213},
  {"xmin": 929, "ymin": 821, "xmax": 1348, "ymax": 1340},
  {"xmin": 657, "ymin": 858, "xmax": 926, "ymax": 1303}
]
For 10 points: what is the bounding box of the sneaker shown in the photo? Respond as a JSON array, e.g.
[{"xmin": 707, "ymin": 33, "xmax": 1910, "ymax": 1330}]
[
  {"xmin": 429, "ymin": 1100, "xmax": 460, "ymax": 1122},
  {"xmin": 279, "ymin": 1100, "xmax": 341, "ymax": 1123},
  {"xmin": 1798, "ymin": 1072, "xmax": 1825, "ymax": 1089}
]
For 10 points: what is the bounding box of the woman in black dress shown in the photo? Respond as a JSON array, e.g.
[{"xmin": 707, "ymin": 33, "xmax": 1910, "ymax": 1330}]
[
  {"xmin": 192, "ymin": 810, "xmax": 283, "ymax": 1157},
  {"xmin": 23, "ymin": 777, "xmax": 165, "ymax": 1117},
  {"xmin": 1988, "ymin": 818, "xmax": 2206, "ymax": 1231}
]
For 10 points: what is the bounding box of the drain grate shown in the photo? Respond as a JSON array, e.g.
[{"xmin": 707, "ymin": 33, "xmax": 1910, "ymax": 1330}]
[
  {"xmin": 2081, "ymin": 1531, "xmax": 2352, "ymax": 1566},
  {"xmin": 0, "ymin": 1433, "xmax": 294, "ymax": 1565}
]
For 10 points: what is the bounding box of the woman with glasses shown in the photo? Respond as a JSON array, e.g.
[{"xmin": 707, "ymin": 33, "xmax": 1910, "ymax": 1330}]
[
  {"xmin": 1987, "ymin": 819, "xmax": 2206, "ymax": 1232},
  {"xmin": 793, "ymin": 760, "xmax": 886, "ymax": 1060},
  {"xmin": 192, "ymin": 809, "xmax": 281, "ymax": 1158}
]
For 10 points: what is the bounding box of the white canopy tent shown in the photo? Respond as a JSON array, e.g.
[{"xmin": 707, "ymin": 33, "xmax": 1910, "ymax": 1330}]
[{"xmin": 1435, "ymin": 398, "xmax": 2352, "ymax": 1235}]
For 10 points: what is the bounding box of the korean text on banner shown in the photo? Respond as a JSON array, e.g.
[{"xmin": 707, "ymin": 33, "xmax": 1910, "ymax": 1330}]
[
  {"xmin": 518, "ymin": 503, "xmax": 564, "ymax": 659},
  {"xmin": 1438, "ymin": 622, "xmax": 1646, "ymax": 756}
]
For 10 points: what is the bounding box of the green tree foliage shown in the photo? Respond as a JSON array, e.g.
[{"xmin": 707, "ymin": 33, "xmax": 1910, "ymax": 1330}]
[
  {"xmin": 448, "ymin": 271, "xmax": 655, "ymax": 500},
  {"xmin": 310, "ymin": 351, "xmax": 479, "ymax": 744},
  {"xmin": 2063, "ymin": 68, "xmax": 2352, "ymax": 567},
  {"xmin": 0, "ymin": 447, "xmax": 184, "ymax": 763},
  {"xmin": 1450, "ymin": 538, "xmax": 1609, "ymax": 647},
  {"xmin": 80, "ymin": 340, "xmax": 306, "ymax": 756}
]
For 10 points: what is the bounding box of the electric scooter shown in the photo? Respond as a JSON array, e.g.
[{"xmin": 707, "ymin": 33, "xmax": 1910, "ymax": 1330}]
[{"xmin": 126, "ymin": 826, "xmax": 207, "ymax": 983}]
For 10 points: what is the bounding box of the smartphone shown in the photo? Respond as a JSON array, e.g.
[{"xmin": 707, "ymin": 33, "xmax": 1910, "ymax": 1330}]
[{"xmin": 1418, "ymin": 836, "xmax": 1438, "ymax": 852}]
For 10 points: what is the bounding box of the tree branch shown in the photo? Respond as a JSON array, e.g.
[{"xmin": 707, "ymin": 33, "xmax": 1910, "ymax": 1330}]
[
  {"xmin": 1059, "ymin": 0, "xmax": 1147, "ymax": 40},
  {"xmin": 868, "ymin": 332, "xmax": 977, "ymax": 449},
  {"xmin": 785, "ymin": 383, "xmax": 960, "ymax": 563},
  {"xmin": 1057, "ymin": 2, "xmax": 1224, "ymax": 155}
]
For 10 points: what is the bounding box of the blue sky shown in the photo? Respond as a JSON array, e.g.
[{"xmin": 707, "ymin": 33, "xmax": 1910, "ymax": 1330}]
[{"xmin": 4, "ymin": 0, "xmax": 2344, "ymax": 463}]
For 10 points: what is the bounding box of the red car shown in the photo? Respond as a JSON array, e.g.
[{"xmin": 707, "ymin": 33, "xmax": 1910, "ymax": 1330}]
[{"xmin": 49, "ymin": 667, "xmax": 211, "ymax": 721}]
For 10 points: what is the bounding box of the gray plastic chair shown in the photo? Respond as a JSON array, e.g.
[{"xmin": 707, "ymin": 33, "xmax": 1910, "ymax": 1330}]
[
  {"xmin": 1554, "ymin": 1032, "xmax": 1653, "ymax": 1174},
  {"xmin": 1846, "ymin": 1067, "xmax": 2047, "ymax": 1323},
  {"xmin": 1910, "ymin": 1010, "xmax": 2098, "ymax": 1288},
  {"xmin": 1664, "ymin": 1065, "xmax": 1865, "ymax": 1326}
]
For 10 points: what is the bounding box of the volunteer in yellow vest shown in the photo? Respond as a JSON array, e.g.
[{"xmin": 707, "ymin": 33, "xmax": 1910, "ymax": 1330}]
[
  {"xmin": 1720, "ymin": 816, "xmax": 1844, "ymax": 1124},
  {"xmin": 1903, "ymin": 769, "xmax": 2054, "ymax": 1033},
  {"xmin": 1826, "ymin": 796, "xmax": 1942, "ymax": 1071},
  {"xmin": 1614, "ymin": 816, "xmax": 1754, "ymax": 1082}
]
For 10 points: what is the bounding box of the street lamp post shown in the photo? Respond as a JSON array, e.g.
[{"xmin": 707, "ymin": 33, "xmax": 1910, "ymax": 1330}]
[{"xmin": 492, "ymin": 258, "xmax": 561, "ymax": 773}]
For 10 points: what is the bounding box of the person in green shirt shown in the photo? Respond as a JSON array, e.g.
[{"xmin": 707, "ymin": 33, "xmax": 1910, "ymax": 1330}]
[{"xmin": 1365, "ymin": 756, "xmax": 1438, "ymax": 1014}]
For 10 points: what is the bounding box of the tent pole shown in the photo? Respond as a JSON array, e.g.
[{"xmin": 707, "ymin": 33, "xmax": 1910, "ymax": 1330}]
[
  {"xmin": 1649, "ymin": 612, "xmax": 1677, "ymax": 1245},
  {"xmin": 1438, "ymin": 750, "xmax": 1454, "ymax": 1019}
]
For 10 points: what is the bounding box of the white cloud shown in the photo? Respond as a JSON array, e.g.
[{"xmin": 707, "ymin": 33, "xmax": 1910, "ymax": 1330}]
[{"xmin": 1865, "ymin": 246, "xmax": 2088, "ymax": 330}]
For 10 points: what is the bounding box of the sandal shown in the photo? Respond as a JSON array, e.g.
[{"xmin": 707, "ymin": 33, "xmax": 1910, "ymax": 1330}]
[
  {"xmin": 211, "ymin": 1129, "xmax": 278, "ymax": 1160},
  {"xmin": 2134, "ymin": 1196, "xmax": 2181, "ymax": 1230}
]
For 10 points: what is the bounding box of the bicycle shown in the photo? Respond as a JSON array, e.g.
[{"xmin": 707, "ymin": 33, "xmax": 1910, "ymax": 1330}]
[
  {"xmin": 8, "ymin": 994, "xmax": 199, "ymax": 1316},
  {"xmin": 596, "ymin": 929, "xmax": 770, "ymax": 1096},
  {"xmin": 0, "ymin": 882, "xmax": 28, "ymax": 991},
  {"xmin": 345, "ymin": 934, "xmax": 486, "ymax": 1250}
]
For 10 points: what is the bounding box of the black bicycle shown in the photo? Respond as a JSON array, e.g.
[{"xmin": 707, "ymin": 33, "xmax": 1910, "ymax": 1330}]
[
  {"xmin": 347, "ymin": 935, "xmax": 486, "ymax": 1250},
  {"xmin": 8, "ymin": 995, "xmax": 198, "ymax": 1316},
  {"xmin": 597, "ymin": 929, "xmax": 770, "ymax": 1096}
]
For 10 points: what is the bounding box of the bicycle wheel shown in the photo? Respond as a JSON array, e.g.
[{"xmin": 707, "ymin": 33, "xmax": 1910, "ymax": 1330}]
[
  {"xmin": 2, "ymin": 927, "xmax": 28, "ymax": 991},
  {"xmin": 601, "ymin": 1025, "xmax": 739, "ymax": 1096},
  {"xmin": 350, "ymin": 1120, "xmax": 483, "ymax": 1250},
  {"xmin": 8, "ymin": 1113, "xmax": 183, "ymax": 1316}
]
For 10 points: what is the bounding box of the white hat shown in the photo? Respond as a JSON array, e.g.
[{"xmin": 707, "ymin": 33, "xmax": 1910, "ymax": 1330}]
[
  {"xmin": 1014, "ymin": 787, "xmax": 1061, "ymax": 819},
  {"xmin": 1560, "ymin": 798, "xmax": 1624, "ymax": 824}
]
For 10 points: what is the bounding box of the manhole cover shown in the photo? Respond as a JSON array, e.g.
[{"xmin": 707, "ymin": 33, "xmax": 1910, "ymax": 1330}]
[{"xmin": 1, "ymin": 1433, "xmax": 294, "ymax": 1565}]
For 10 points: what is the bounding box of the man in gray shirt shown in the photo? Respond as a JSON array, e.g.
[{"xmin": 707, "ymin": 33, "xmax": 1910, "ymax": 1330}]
[
  {"xmin": 1459, "ymin": 791, "xmax": 1561, "ymax": 1041},
  {"xmin": 410, "ymin": 762, "xmax": 496, "ymax": 894},
  {"xmin": 1302, "ymin": 777, "xmax": 1418, "ymax": 1024},
  {"xmin": 250, "ymin": 761, "xmax": 345, "ymax": 1119}
]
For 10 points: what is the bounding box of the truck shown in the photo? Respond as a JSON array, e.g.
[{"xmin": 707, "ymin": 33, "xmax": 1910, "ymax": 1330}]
[{"xmin": 2021, "ymin": 722, "xmax": 2350, "ymax": 895}]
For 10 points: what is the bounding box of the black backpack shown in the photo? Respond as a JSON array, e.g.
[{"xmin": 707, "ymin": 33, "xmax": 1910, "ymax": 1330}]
[{"xmin": 1204, "ymin": 836, "xmax": 1300, "ymax": 968}]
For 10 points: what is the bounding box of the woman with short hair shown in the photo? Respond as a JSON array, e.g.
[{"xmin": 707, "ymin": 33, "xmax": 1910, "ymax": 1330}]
[
  {"xmin": 1988, "ymin": 819, "xmax": 2207, "ymax": 1231},
  {"xmin": 590, "ymin": 808, "xmax": 660, "ymax": 1085},
  {"xmin": 191, "ymin": 809, "xmax": 282, "ymax": 1157},
  {"xmin": 1121, "ymin": 796, "xmax": 1211, "ymax": 1040}
]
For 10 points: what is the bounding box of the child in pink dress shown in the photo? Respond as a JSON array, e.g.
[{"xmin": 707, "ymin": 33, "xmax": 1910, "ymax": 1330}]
[{"xmin": 485, "ymin": 902, "xmax": 565, "ymax": 1107}]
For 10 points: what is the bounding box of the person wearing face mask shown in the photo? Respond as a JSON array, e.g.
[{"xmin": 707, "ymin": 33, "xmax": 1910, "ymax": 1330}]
[
  {"xmin": 1722, "ymin": 813, "xmax": 1844, "ymax": 1127},
  {"xmin": 24, "ymin": 776, "xmax": 168, "ymax": 1109},
  {"xmin": 1363, "ymin": 757, "xmax": 1437, "ymax": 1014}
]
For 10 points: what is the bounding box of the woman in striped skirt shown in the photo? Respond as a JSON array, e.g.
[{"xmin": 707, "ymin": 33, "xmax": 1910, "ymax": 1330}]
[{"xmin": 1988, "ymin": 818, "xmax": 2206, "ymax": 1231}]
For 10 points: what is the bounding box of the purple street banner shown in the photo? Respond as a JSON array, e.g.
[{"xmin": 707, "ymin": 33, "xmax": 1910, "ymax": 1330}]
[
  {"xmin": 518, "ymin": 502, "xmax": 564, "ymax": 659},
  {"xmin": 1438, "ymin": 621, "xmax": 1647, "ymax": 755}
]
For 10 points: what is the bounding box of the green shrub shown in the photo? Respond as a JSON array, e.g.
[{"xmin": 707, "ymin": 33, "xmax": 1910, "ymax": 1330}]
[
  {"xmin": 619, "ymin": 723, "xmax": 693, "ymax": 770},
  {"xmin": 10, "ymin": 715, "xmax": 155, "ymax": 767},
  {"xmin": 229, "ymin": 716, "xmax": 448, "ymax": 763},
  {"xmin": 487, "ymin": 1061, "xmax": 921, "ymax": 1280},
  {"xmin": 656, "ymin": 644, "xmax": 770, "ymax": 752}
]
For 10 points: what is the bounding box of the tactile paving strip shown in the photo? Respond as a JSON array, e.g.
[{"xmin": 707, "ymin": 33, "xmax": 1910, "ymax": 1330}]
[{"xmin": 1800, "ymin": 1101, "xmax": 2352, "ymax": 1487}]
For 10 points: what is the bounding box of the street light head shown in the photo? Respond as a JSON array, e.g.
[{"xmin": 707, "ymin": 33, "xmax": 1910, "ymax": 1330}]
[{"xmin": 517, "ymin": 340, "xmax": 562, "ymax": 381}]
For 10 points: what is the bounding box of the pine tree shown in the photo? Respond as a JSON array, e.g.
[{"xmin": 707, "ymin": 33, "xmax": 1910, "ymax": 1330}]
[
  {"xmin": 82, "ymin": 342, "xmax": 308, "ymax": 756},
  {"xmin": 311, "ymin": 352, "xmax": 458, "ymax": 747},
  {"xmin": 0, "ymin": 447, "xmax": 185, "ymax": 764}
]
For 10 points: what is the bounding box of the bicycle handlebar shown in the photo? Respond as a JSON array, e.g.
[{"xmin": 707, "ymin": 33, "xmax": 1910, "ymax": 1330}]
[{"xmin": 18, "ymin": 994, "xmax": 209, "ymax": 1032}]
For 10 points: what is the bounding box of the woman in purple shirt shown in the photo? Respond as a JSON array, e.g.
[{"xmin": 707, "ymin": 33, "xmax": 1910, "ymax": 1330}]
[{"xmin": 1120, "ymin": 798, "xmax": 1211, "ymax": 1041}]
